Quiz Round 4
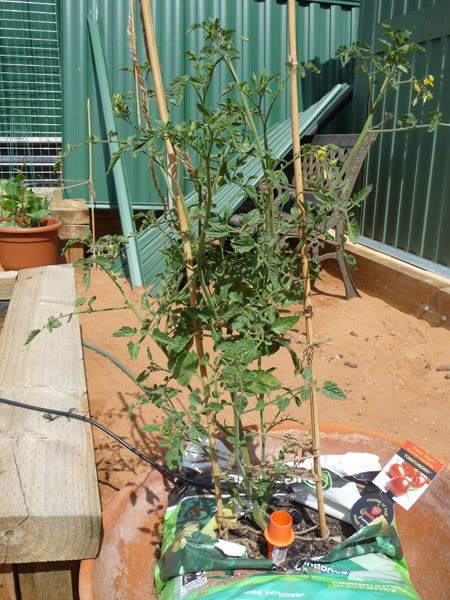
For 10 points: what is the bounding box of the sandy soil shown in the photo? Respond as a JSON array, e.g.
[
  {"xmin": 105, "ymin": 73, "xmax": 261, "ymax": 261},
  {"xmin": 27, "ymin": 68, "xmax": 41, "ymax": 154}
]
[{"xmin": 77, "ymin": 268, "xmax": 450, "ymax": 509}]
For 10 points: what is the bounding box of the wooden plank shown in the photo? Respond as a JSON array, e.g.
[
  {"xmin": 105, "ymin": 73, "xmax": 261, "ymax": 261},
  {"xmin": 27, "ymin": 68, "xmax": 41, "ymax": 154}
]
[
  {"xmin": 324, "ymin": 239, "xmax": 450, "ymax": 328},
  {"xmin": 51, "ymin": 199, "xmax": 90, "ymax": 225},
  {"xmin": 66, "ymin": 243, "xmax": 85, "ymax": 264},
  {"xmin": 436, "ymin": 287, "xmax": 450, "ymax": 331},
  {"xmin": 349, "ymin": 253, "xmax": 439, "ymax": 325},
  {"xmin": 17, "ymin": 562, "xmax": 77, "ymax": 600},
  {"xmin": 58, "ymin": 224, "xmax": 90, "ymax": 240},
  {"xmin": 0, "ymin": 273, "xmax": 17, "ymax": 301},
  {"xmin": 0, "ymin": 565, "xmax": 16, "ymax": 600},
  {"xmin": 0, "ymin": 265, "xmax": 101, "ymax": 563}
]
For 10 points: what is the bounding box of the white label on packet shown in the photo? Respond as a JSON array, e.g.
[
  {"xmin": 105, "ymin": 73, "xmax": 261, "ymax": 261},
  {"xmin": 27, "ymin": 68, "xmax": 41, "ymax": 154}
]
[
  {"xmin": 215, "ymin": 539, "xmax": 247, "ymax": 557},
  {"xmin": 180, "ymin": 572, "xmax": 208, "ymax": 597}
]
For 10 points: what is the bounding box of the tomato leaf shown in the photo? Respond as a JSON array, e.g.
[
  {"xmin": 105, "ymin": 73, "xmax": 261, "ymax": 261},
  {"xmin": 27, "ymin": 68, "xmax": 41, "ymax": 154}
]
[
  {"xmin": 322, "ymin": 380, "xmax": 346, "ymax": 400},
  {"xmin": 113, "ymin": 326, "xmax": 137, "ymax": 337},
  {"xmin": 272, "ymin": 315, "xmax": 299, "ymax": 334},
  {"xmin": 171, "ymin": 351, "xmax": 199, "ymax": 386},
  {"xmin": 127, "ymin": 341, "xmax": 140, "ymax": 361},
  {"xmin": 25, "ymin": 329, "xmax": 41, "ymax": 345}
]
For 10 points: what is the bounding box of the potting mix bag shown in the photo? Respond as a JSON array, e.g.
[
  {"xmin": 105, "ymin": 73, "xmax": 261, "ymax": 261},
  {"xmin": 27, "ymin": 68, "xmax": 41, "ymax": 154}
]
[{"xmin": 155, "ymin": 455, "xmax": 420, "ymax": 600}]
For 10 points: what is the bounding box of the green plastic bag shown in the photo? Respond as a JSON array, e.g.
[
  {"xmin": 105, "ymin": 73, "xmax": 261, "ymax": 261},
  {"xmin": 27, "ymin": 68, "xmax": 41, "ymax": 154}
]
[{"xmin": 155, "ymin": 493, "xmax": 420, "ymax": 600}]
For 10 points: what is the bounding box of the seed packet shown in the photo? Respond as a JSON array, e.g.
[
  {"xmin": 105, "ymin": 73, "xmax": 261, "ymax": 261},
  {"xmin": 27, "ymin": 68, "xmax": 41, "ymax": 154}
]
[{"xmin": 372, "ymin": 440, "xmax": 445, "ymax": 510}]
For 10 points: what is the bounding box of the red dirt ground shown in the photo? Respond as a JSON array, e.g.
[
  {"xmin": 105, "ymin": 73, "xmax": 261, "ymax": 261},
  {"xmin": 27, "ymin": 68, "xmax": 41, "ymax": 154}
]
[{"xmin": 77, "ymin": 268, "xmax": 450, "ymax": 509}]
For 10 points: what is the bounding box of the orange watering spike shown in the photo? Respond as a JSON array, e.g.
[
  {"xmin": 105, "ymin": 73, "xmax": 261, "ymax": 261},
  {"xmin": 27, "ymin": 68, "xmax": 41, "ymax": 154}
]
[{"xmin": 264, "ymin": 511, "xmax": 295, "ymax": 564}]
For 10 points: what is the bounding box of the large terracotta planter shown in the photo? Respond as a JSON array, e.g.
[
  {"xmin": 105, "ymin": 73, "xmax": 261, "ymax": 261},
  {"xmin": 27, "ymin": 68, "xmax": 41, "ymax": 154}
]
[
  {"xmin": 79, "ymin": 424, "xmax": 449, "ymax": 600},
  {"xmin": 0, "ymin": 218, "xmax": 61, "ymax": 270}
]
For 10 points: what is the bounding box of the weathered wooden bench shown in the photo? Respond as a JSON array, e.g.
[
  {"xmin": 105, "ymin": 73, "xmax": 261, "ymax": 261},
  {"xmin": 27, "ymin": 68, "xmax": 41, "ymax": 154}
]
[{"xmin": 0, "ymin": 265, "xmax": 101, "ymax": 599}]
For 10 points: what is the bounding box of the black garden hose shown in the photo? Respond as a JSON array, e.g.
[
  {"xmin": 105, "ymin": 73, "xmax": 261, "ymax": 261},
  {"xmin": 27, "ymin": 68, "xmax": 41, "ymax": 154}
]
[{"xmin": 0, "ymin": 395, "xmax": 214, "ymax": 491}]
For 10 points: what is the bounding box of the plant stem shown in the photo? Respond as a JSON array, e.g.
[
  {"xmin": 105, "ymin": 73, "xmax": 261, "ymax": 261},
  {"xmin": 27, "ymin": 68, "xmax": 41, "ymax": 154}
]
[
  {"xmin": 102, "ymin": 267, "xmax": 145, "ymax": 323},
  {"xmin": 369, "ymin": 122, "xmax": 450, "ymax": 134},
  {"xmin": 230, "ymin": 393, "xmax": 267, "ymax": 531},
  {"xmin": 287, "ymin": 0, "xmax": 328, "ymax": 539},
  {"xmin": 258, "ymin": 357, "xmax": 266, "ymax": 465}
]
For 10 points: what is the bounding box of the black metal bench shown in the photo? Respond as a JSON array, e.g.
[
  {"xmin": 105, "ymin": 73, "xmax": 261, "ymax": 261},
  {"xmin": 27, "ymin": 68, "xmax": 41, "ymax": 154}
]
[
  {"xmin": 281, "ymin": 133, "xmax": 377, "ymax": 299},
  {"xmin": 230, "ymin": 133, "xmax": 377, "ymax": 300}
]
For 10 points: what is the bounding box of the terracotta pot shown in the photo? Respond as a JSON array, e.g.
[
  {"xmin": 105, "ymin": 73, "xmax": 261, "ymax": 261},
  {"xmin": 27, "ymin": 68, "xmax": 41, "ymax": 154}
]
[
  {"xmin": 79, "ymin": 425, "xmax": 449, "ymax": 600},
  {"xmin": 0, "ymin": 218, "xmax": 61, "ymax": 270}
]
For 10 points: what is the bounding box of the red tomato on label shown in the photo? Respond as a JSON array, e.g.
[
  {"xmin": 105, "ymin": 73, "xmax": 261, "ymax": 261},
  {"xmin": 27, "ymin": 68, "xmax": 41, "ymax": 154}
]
[
  {"xmin": 411, "ymin": 472, "xmax": 428, "ymax": 488},
  {"xmin": 388, "ymin": 463, "xmax": 406, "ymax": 479},
  {"xmin": 371, "ymin": 506, "xmax": 382, "ymax": 516},
  {"xmin": 401, "ymin": 462, "xmax": 416, "ymax": 478},
  {"xmin": 387, "ymin": 476, "xmax": 410, "ymax": 497}
]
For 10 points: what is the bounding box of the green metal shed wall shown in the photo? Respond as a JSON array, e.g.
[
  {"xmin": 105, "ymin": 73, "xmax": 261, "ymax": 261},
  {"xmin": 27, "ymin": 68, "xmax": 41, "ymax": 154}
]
[
  {"xmin": 354, "ymin": 0, "xmax": 450, "ymax": 271},
  {"xmin": 62, "ymin": 0, "xmax": 359, "ymax": 209}
]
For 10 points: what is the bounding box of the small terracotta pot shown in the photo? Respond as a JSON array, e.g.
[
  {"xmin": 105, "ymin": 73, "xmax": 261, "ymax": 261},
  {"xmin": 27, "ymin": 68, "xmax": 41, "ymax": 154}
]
[
  {"xmin": 79, "ymin": 425, "xmax": 449, "ymax": 600},
  {"xmin": 0, "ymin": 218, "xmax": 61, "ymax": 270}
]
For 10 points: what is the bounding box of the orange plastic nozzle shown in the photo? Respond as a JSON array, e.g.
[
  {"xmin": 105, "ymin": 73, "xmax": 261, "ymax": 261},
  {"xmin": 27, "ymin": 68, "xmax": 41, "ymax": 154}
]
[{"xmin": 264, "ymin": 510, "xmax": 295, "ymax": 548}]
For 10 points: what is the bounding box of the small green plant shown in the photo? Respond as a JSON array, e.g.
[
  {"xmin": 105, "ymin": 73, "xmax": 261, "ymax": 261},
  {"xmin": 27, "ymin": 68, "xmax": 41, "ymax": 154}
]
[
  {"xmin": 0, "ymin": 172, "xmax": 50, "ymax": 228},
  {"xmin": 30, "ymin": 22, "xmax": 448, "ymax": 536}
]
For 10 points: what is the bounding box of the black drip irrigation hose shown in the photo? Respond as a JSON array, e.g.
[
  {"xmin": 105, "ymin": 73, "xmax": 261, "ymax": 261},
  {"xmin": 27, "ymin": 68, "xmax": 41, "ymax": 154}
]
[{"xmin": 0, "ymin": 396, "xmax": 213, "ymax": 491}]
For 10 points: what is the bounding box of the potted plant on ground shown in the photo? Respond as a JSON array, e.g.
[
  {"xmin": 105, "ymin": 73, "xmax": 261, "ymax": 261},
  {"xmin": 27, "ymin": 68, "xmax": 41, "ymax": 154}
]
[{"xmin": 0, "ymin": 172, "xmax": 61, "ymax": 270}]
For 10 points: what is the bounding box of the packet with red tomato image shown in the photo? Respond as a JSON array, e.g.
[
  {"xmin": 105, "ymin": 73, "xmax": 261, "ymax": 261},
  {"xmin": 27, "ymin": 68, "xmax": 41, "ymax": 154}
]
[{"xmin": 372, "ymin": 440, "xmax": 445, "ymax": 510}]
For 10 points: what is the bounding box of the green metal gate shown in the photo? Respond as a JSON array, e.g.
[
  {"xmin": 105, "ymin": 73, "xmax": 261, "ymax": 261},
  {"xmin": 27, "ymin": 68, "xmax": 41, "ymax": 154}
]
[
  {"xmin": 61, "ymin": 0, "xmax": 359, "ymax": 209},
  {"xmin": 0, "ymin": 0, "xmax": 61, "ymax": 185},
  {"xmin": 354, "ymin": 0, "xmax": 450, "ymax": 273}
]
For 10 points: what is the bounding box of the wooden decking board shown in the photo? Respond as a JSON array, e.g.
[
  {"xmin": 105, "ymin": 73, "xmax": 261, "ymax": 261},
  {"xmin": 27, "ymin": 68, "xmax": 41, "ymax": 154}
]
[
  {"xmin": 0, "ymin": 265, "xmax": 101, "ymax": 564},
  {"xmin": 0, "ymin": 272, "xmax": 17, "ymax": 301},
  {"xmin": 0, "ymin": 565, "xmax": 16, "ymax": 599}
]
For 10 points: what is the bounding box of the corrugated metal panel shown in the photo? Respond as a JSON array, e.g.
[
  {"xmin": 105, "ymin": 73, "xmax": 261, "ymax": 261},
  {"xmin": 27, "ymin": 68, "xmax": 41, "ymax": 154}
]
[
  {"xmin": 117, "ymin": 84, "xmax": 351, "ymax": 288},
  {"xmin": 354, "ymin": 0, "xmax": 450, "ymax": 268},
  {"xmin": 61, "ymin": 0, "xmax": 359, "ymax": 209}
]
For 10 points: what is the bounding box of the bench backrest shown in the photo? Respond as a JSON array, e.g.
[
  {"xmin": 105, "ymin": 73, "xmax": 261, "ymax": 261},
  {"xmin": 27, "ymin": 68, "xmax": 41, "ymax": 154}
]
[{"xmin": 302, "ymin": 133, "xmax": 377, "ymax": 201}]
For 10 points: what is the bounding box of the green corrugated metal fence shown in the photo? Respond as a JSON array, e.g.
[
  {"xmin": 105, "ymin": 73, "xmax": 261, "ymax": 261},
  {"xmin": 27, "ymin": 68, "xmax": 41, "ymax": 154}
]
[
  {"xmin": 61, "ymin": 0, "xmax": 359, "ymax": 209},
  {"xmin": 354, "ymin": 0, "xmax": 450, "ymax": 271}
]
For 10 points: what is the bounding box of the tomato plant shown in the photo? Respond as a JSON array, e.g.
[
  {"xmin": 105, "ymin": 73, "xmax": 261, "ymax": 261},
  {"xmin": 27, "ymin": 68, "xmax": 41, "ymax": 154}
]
[{"xmin": 30, "ymin": 19, "xmax": 448, "ymax": 536}]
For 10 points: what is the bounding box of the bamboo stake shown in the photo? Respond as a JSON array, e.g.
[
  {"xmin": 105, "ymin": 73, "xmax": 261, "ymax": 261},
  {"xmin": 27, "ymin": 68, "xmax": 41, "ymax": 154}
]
[
  {"xmin": 87, "ymin": 97, "xmax": 96, "ymax": 262},
  {"xmin": 138, "ymin": 0, "xmax": 224, "ymax": 530},
  {"xmin": 287, "ymin": 0, "xmax": 328, "ymax": 538}
]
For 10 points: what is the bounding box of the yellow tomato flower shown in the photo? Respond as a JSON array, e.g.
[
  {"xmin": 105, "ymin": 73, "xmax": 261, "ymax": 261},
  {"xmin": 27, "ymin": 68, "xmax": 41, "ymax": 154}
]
[
  {"xmin": 413, "ymin": 80, "xmax": 421, "ymax": 93},
  {"xmin": 423, "ymin": 74, "xmax": 435, "ymax": 87},
  {"xmin": 423, "ymin": 91, "xmax": 433, "ymax": 102},
  {"xmin": 315, "ymin": 146, "xmax": 326, "ymax": 161}
]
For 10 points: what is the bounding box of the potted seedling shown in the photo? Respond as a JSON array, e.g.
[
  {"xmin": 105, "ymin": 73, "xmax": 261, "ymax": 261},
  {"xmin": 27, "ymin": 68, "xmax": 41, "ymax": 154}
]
[{"xmin": 0, "ymin": 172, "xmax": 61, "ymax": 270}]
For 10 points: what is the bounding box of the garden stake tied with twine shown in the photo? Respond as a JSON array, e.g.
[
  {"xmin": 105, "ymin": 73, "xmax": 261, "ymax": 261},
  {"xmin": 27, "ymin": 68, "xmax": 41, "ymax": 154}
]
[
  {"xmin": 87, "ymin": 97, "xmax": 97, "ymax": 262},
  {"xmin": 287, "ymin": 0, "xmax": 328, "ymax": 539},
  {"xmin": 138, "ymin": 0, "xmax": 225, "ymax": 531}
]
